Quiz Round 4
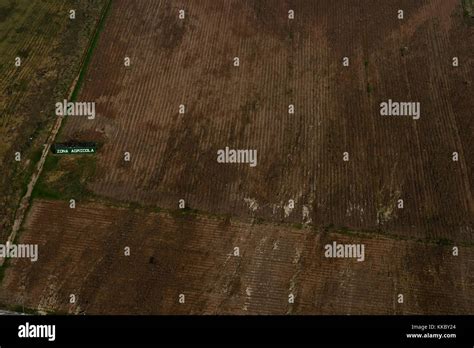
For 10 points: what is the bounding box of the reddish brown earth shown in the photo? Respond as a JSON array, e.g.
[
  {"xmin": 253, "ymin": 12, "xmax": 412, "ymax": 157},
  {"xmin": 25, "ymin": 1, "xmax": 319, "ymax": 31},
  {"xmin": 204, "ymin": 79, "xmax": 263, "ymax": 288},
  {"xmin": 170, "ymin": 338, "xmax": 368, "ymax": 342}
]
[
  {"xmin": 59, "ymin": 0, "xmax": 473, "ymax": 243},
  {"xmin": 0, "ymin": 200, "xmax": 472, "ymax": 314},
  {"xmin": 2, "ymin": 0, "xmax": 471, "ymax": 315}
]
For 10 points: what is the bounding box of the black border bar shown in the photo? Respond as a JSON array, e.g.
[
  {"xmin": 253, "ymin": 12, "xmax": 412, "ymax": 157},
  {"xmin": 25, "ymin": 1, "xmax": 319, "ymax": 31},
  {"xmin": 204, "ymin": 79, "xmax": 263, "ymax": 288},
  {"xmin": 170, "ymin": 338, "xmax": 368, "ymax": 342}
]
[{"xmin": 0, "ymin": 315, "xmax": 472, "ymax": 346}]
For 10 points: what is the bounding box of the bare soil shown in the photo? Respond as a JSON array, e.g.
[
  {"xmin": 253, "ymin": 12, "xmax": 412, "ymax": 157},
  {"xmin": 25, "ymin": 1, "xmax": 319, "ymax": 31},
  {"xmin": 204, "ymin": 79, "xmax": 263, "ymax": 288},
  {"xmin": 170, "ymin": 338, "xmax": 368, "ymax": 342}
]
[
  {"xmin": 58, "ymin": 0, "xmax": 473, "ymax": 243},
  {"xmin": 0, "ymin": 200, "xmax": 471, "ymax": 314}
]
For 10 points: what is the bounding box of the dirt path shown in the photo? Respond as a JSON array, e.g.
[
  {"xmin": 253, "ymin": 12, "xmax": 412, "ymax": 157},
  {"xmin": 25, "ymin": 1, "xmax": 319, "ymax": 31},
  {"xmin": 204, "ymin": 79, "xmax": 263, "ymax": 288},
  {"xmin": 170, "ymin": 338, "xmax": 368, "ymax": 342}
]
[{"xmin": 0, "ymin": 80, "xmax": 77, "ymax": 268}]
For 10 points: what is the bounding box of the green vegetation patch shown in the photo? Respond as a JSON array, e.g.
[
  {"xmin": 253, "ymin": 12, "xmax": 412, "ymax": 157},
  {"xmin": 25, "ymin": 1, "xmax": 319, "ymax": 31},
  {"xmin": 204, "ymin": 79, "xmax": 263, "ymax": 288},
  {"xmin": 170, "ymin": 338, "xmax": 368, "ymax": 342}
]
[
  {"xmin": 0, "ymin": 0, "xmax": 16, "ymax": 23},
  {"xmin": 32, "ymin": 154, "xmax": 97, "ymax": 201},
  {"xmin": 462, "ymin": 0, "xmax": 474, "ymax": 18}
]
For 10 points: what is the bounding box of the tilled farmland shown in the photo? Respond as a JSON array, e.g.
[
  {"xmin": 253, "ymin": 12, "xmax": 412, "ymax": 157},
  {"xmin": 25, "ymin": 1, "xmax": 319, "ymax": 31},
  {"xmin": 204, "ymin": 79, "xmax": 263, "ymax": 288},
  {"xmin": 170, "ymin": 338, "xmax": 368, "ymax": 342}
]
[
  {"xmin": 59, "ymin": 0, "xmax": 473, "ymax": 244},
  {"xmin": 0, "ymin": 200, "xmax": 472, "ymax": 314},
  {"xmin": 1, "ymin": 0, "xmax": 472, "ymax": 318}
]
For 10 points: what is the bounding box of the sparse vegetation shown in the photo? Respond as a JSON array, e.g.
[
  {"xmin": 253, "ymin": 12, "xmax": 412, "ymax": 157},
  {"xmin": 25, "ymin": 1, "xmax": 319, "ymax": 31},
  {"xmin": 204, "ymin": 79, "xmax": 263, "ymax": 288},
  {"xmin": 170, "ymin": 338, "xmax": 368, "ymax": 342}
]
[
  {"xmin": 0, "ymin": 0, "xmax": 108, "ymax": 241},
  {"xmin": 33, "ymin": 155, "xmax": 97, "ymax": 201}
]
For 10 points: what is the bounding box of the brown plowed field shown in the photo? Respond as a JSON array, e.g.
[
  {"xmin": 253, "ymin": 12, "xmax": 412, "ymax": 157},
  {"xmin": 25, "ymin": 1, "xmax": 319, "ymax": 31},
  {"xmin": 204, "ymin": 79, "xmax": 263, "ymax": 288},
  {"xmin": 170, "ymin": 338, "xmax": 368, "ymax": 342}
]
[
  {"xmin": 59, "ymin": 0, "xmax": 473, "ymax": 243},
  {"xmin": 0, "ymin": 199, "xmax": 472, "ymax": 314}
]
